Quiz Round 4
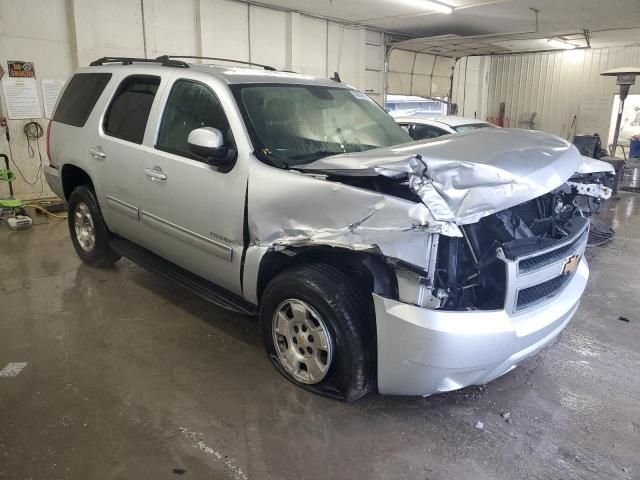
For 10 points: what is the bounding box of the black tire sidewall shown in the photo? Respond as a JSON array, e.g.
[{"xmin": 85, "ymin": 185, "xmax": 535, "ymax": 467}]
[
  {"xmin": 260, "ymin": 265, "xmax": 373, "ymax": 401},
  {"xmin": 68, "ymin": 186, "xmax": 117, "ymax": 267}
]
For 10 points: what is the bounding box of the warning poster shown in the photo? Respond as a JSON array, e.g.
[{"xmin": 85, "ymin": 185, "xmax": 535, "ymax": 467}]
[
  {"xmin": 2, "ymin": 60, "xmax": 42, "ymax": 118},
  {"xmin": 8, "ymin": 61, "xmax": 36, "ymax": 79}
]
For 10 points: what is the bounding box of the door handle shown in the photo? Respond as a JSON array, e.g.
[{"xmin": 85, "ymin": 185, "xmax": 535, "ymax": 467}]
[
  {"xmin": 144, "ymin": 166, "xmax": 167, "ymax": 182},
  {"xmin": 89, "ymin": 146, "xmax": 107, "ymax": 159}
]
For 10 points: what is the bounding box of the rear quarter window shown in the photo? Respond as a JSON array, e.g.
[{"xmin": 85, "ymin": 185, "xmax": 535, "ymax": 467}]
[{"xmin": 53, "ymin": 73, "xmax": 112, "ymax": 127}]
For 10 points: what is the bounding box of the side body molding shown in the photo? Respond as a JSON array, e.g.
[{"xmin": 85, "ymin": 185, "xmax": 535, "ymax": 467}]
[{"xmin": 140, "ymin": 211, "xmax": 233, "ymax": 261}]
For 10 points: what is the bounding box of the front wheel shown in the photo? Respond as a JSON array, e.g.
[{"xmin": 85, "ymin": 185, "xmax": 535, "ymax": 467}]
[
  {"xmin": 68, "ymin": 185, "xmax": 120, "ymax": 267},
  {"xmin": 260, "ymin": 263, "xmax": 375, "ymax": 401}
]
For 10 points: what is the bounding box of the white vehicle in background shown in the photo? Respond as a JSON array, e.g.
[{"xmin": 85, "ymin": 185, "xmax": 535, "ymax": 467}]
[{"xmin": 394, "ymin": 113, "xmax": 497, "ymax": 140}]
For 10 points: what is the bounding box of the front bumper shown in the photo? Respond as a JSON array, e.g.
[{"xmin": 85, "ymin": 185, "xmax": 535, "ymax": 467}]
[
  {"xmin": 44, "ymin": 166, "xmax": 64, "ymax": 200},
  {"xmin": 374, "ymin": 257, "xmax": 589, "ymax": 396}
]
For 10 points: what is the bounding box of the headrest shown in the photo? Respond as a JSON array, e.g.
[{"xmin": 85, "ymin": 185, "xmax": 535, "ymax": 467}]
[{"xmin": 264, "ymin": 97, "xmax": 296, "ymax": 124}]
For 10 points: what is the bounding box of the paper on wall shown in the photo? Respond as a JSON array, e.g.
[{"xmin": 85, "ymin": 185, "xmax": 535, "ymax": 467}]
[
  {"xmin": 1, "ymin": 77, "xmax": 42, "ymax": 119},
  {"xmin": 41, "ymin": 79, "xmax": 65, "ymax": 118}
]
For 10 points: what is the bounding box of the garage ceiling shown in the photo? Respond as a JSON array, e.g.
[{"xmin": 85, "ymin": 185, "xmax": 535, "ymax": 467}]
[{"xmin": 252, "ymin": 0, "xmax": 640, "ymax": 50}]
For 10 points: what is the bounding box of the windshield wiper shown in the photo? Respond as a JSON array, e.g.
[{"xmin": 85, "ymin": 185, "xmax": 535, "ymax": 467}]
[{"xmin": 288, "ymin": 150, "xmax": 343, "ymax": 162}]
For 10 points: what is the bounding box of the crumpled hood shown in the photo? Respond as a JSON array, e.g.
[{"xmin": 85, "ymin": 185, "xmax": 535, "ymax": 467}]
[{"xmin": 300, "ymin": 128, "xmax": 583, "ymax": 225}]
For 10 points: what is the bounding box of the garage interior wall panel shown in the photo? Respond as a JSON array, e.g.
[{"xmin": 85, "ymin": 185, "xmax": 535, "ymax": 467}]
[
  {"xmin": 464, "ymin": 46, "xmax": 640, "ymax": 138},
  {"xmin": 71, "ymin": 0, "xmax": 146, "ymax": 66},
  {"xmin": 365, "ymin": 30, "xmax": 384, "ymax": 104},
  {"xmin": 387, "ymin": 49, "xmax": 454, "ymax": 98},
  {"xmin": 296, "ymin": 16, "xmax": 327, "ymax": 77},
  {"xmin": 327, "ymin": 24, "xmax": 366, "ymax": 91},
  {"xmin": 200, "ymin": 0, "xmax": 250, "ymax": 62},
  {"xmin": 249, "ymin": 6, "xmax": 288, "ymax": 70},
  {"xmin": 0, "ymin": 0, "xmax": 383, "ymax": 198},
  {"xmin": 143, "ymin": 0, "xmax": 198, "ymax": 58},
  {"xmin": 452, "ymin": 56, "xmax": 489, "ymax": 119}
]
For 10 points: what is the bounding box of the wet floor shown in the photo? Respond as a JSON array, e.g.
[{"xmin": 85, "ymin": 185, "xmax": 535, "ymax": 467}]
[{"xmin": 1, "ymin": 193, "xmax": 640, "ymax": 480}]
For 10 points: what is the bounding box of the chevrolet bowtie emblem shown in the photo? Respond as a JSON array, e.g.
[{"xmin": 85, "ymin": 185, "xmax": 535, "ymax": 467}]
[{"xmin": 562, "ymin": 255, "xmax": 580, "ymax": 275}]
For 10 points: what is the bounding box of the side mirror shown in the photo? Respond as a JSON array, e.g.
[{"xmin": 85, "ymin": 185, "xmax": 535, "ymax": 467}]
[{"xmin": 187, "ymin": 127, "xmax": 235, "ymax": 166}]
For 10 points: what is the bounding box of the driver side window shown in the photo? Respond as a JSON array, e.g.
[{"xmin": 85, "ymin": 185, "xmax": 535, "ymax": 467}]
[{"xmin": 156, "ymin": 79, "xmax": 233, "ymax": 160}]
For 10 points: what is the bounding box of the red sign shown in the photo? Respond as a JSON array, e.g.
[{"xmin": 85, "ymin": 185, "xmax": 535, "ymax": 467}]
[{"xmin": 8, "ymin": 61, "xmax": 36, "ymax": 78}]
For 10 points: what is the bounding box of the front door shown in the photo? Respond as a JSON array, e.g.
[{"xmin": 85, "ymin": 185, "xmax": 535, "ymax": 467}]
[{"xmin": 139, "ymin": 78, "xmax": 247, "ymax": 295}]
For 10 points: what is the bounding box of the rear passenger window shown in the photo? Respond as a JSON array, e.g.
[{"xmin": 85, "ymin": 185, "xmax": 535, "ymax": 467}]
[
  {"xmin": 104, "ymin": 75, "xmax": 160, "ymax": 144},
  {"xmin": 53, "ymin": 73, "xmax": 112, "ymax": 127}
]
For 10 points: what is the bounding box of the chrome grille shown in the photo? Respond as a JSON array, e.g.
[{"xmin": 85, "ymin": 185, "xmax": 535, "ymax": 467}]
[
  {"xmin": 518, "ymin": 230, "xmax": 589, "ymax": 274},
  {"xmin": 502, "ymin": 217, "xmax": 589, "ymax": 315},
  {"xmin": 516, "ymin": 274, "xmax": 571, "ymax": 310}
]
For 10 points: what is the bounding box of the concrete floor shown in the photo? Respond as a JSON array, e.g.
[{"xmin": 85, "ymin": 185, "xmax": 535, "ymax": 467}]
[{"xmin": 1, "ymin": 194, "xmax": 639, "ymax": 480}]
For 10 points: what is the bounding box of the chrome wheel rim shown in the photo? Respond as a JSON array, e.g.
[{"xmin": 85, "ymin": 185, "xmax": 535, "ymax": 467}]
[
  {"xmin": 272, "ymin": 299, "xmax": 334, "ymax": 384},
  {"xmin": 74, "ymin": 202, "xmax": 96, "ymax": 252}
]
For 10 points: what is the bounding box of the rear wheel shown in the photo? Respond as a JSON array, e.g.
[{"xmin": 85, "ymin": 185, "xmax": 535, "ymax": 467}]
[
  {"xmin": 68, "ymin": 185, "xmax": 120, "ymax": 267},
  {"xmin": 260, "ymin": 263, "xmax": 375, "ymax": 401}
]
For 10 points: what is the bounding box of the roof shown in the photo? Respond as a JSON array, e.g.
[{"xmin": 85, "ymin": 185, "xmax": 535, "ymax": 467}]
[
  {"xmin": 190, "ymin": 64, "xmax": 343, "ymax": 87},
  {"xmin": 85, "ymin": 60, "xmax": 345, "ymax": 88}
]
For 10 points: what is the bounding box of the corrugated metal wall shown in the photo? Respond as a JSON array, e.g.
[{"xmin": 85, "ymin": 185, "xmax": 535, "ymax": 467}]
[{"xmin": 483, "ymin": 46, "xmax": 640, "ymax": 137}]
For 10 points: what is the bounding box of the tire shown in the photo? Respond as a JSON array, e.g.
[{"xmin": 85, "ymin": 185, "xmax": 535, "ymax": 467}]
[
  {"xmin": 67, "ymin": 185, "xmax": 121, "ymax": 267},
  {"xmin": 260, "ymin": 263, "xmax": 376, "ymax": 401}
]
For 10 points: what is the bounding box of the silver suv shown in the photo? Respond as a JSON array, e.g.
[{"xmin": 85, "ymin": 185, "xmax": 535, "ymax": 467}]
[{"xmin": 46, "ymin": 56, "xmax": 605, "ymax": 401}]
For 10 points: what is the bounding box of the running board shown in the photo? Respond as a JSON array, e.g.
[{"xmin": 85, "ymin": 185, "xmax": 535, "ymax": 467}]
[{"xmin": 110, "ymin": 237, "xmax": 257, "ymax": 316}]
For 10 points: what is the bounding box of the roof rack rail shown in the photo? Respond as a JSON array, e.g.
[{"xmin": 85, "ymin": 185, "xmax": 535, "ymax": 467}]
[
  {"xmin": 157, "ymin": 55, "xmax": 277, "ymax": 71},
  {"xmin": 90, "ymin": 56, "xmax": 189, "ymax": 68}
]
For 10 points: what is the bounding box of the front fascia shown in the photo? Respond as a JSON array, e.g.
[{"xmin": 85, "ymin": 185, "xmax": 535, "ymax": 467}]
[{"xmin": 374, "ymin": 258, "xmax": 589, "ymax": 396}]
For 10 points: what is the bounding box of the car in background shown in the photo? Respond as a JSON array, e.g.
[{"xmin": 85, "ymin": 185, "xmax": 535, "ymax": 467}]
[{"xmin": 395, "ymin": 113, "xmax": 497, "ymax": 141}]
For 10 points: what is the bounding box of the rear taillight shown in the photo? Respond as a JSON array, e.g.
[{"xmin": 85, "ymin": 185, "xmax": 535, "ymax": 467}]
[{"xmin": 45, "ymin": 120, "xmax": 52, "ymax": 165}]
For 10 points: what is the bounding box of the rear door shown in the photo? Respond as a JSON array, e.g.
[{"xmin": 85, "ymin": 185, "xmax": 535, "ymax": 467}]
[
  {"xmin": 49, "ymin": 72, "xmax": 113, "ymax": 197},
  {"xmin": 138, "ymin": 77, "xmax": 248, "ymax": 294},
  {"xmin": 88, "ymin": 74, "xmax": 163, "ymax": 244}
]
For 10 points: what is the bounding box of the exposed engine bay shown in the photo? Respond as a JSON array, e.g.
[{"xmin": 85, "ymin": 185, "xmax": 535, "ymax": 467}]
[
  {"xmin": 332, "ymin": 173, "xmax": 596, "ymax": 312},
  {"xmin": 430, "ymin": 191, "xmax": 588, "ymax": 311}
]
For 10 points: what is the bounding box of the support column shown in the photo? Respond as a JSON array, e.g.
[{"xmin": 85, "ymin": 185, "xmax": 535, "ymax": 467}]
[{"xmin": 286, "ymin": 12, "xmax": 301, "ymax": 72}]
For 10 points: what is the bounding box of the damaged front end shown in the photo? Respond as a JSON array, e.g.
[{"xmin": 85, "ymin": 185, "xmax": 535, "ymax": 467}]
[
  {"xmin": 246, "ymin": 128, "xmax": 601, "ymax": 396},
  {"xmin": 293, "ymin": 128, "xmax": 602, "ymax": 313}
]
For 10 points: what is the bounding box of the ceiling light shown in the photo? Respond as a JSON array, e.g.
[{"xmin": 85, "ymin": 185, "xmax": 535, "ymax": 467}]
[
  {"xmin": 547, "ymin": 37, "xmax": 577, "ymax": 49},
  {"xmin": 403, "ymin": 0, "xmax": 454, "ymax": 14},
  {"xmin": 424, "ymin": 0, "xmax": 454, "ymax": 13}
]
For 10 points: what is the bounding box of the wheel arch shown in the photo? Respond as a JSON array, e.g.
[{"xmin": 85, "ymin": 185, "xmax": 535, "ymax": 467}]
[
  {"xmin": 61, "ymin": 164, "xmax": 94, "ymax": 202},
  {"xmin": 256, "ymin": 245, "xmax": 398, "ymax": 304}
]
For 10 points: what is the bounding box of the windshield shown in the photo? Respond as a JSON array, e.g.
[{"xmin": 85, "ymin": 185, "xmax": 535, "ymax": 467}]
[
  {"xmin": 453, "ymin": 123, "xmax": 495, "ymax": 133},
  {"xmin": 232, "ymin": 84, "xmax": 412, "ymax": 166}
]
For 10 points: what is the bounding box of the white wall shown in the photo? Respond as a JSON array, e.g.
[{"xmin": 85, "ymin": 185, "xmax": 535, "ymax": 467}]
[
  {"xmin": 453, "ymin": 45, "xmax": 640, "ymax": 142},
  {"xmin": 451, "ymin": 56, "xmax": 489, "ymax": 120},
  {"xmin": 0, "ymin": 0, "xmax": 384, "ymax": 198}
]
